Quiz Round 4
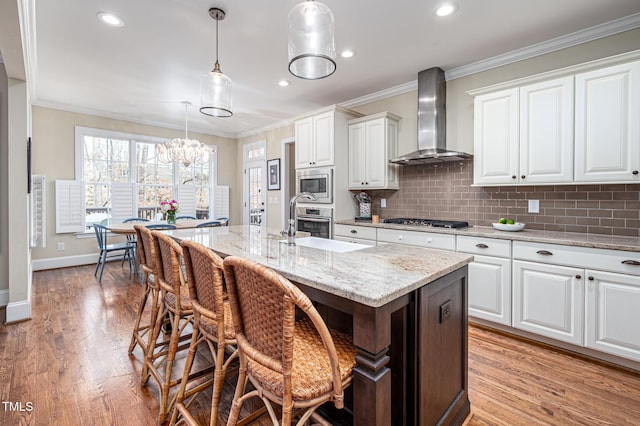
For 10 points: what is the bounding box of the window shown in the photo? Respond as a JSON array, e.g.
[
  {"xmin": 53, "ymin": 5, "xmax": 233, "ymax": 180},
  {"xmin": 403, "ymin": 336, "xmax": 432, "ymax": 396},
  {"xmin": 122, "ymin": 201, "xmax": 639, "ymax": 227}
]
[{"xmin": 74, "ymin": 127, "xmax": 217, "ymax": 228}]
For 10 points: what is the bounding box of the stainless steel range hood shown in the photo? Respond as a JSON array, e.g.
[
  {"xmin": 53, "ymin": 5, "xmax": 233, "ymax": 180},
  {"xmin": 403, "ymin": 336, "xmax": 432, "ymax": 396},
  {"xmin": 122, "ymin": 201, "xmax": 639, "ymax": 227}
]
[{"xmin": 390, "ymin": 67, "xmax": 471, "ymax": 165}]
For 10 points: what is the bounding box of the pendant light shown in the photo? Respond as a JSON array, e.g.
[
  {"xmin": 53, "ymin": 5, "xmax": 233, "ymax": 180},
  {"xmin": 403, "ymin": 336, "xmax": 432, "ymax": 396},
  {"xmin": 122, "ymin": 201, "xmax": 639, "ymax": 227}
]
[
  {"xmin": 161, "ymin": 101, "xmax": 213, "ymax": 167},
  {"xmin": 200, "ymin": 8, "xmax": 233, "ymax": 117},
  {"xmin": 288, "ymin": 0, "xmax": 336, "ymax": 80}
]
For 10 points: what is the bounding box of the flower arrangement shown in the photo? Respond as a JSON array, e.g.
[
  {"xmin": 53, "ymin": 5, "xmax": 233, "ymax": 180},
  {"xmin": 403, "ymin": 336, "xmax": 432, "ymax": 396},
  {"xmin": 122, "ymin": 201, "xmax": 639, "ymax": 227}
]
[{"xmin": 160, "ymin": 199, "xmax": 180, "ymax": 224}]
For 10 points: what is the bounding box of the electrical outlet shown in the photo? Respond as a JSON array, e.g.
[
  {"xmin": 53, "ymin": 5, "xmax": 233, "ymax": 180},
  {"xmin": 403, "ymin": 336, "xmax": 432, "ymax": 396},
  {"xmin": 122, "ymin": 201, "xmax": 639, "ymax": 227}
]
[
  {"xmin": 381, "ymin": 198, "xmax": 387, "ymax": 208},
  {"xmin": 528, "ymin": 199, "xmax": 540, "ymax": 214},
  {"xmin": 57, "ymin": 242, "xmax": 65, "ymax": 251}
]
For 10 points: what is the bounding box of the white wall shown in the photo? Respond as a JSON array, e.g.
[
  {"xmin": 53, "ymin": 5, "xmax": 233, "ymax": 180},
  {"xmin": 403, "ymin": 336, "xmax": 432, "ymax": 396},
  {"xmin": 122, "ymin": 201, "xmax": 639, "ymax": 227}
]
[{"xmin": 0, "ymin": 64, "xmax": 9, "ymax": 305}]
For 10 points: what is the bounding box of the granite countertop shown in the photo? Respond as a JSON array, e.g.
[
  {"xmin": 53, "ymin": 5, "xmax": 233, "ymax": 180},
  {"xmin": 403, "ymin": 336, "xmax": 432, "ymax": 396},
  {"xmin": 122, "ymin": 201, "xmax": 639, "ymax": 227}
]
[
  {"xmin": 166, "ymin": 225, "xmax": 473, "ymax": 308},
  {"xmin": 335, "ymin": 220, "xmax": 640, "ymax": 253}
]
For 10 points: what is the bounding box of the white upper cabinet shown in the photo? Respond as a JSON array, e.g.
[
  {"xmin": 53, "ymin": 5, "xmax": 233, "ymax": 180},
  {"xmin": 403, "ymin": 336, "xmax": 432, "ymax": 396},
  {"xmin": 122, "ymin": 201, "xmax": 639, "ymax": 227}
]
[
  {"xmin": 295, "ymin": 110, "xmax": 335, "ymax": 169},
  {"xmin": 473, "ymin": 77, "xmax": 573, "ymax": 185},
  {"xmin": 574, "ymin": 61, "xmax": 640, "ymax": 182},
  {"xmin": 473, "ymin": 88, "xmax": 520, "ymax": 185},
  {"xmin": 520, "ymin": 77, "xmax": 574, "ymax": 184},
  {"xmin": 348, "ymin": 112, "xmax": 400, "ymax": 190}
]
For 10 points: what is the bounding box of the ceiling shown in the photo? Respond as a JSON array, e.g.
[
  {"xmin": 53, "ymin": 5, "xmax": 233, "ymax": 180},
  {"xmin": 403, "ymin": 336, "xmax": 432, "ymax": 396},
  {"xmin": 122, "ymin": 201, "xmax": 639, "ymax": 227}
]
[{"xmin": 29, "ymin": 0, "xmax": 640, "ymax": 138}]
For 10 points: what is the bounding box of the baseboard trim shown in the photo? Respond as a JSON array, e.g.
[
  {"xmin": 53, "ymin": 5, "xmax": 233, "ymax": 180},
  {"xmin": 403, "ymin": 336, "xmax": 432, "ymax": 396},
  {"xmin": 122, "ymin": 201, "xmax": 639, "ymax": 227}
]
[
  {"xmin": 6, "ymin": 299, "xmax": 31, "ymax": 323},
  {"xmin": 32, "ymin": 253, "xmax": 98, "ymax": 271},
  {"xmin": 0, "ymin": 289, "xmax": 9, "ymax": 307}
]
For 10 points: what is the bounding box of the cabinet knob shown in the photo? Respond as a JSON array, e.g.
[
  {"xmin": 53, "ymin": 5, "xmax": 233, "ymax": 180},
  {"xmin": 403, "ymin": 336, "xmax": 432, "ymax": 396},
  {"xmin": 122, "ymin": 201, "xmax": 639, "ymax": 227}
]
[
  {"xmin": 622, "ymin": 259, "xmax": 640, "ymax": 266},
  {"xmin": 398, "ymin": 235, "xmax": 403, "ymax": 240},
  {"xmin": 588, "ymin": 276, "xmax": 594, "ymax": 281},
  {"xmin": 536, "ymin": 250, "xmax": 553, "ymax": 256},
  {"xmin": 633, "ymin": 170, "xmax": 639, "ymax": 175},
  {"xmin": 511, "ymin": 175, "xmax": 517, "ymax": 179},
  {"xmin": 521, "ymin": 175, "xmax": 526, "ymax": 179},
  {"xmin": 350, "ymin": 229, "xmax": 358, "ymax": 234},
  {"xmin": 361, "ymin": 182, "xmax": 364, "ymax": 185},
  {"xmin": 575, "ymin": 275, "xmax": 582, "ymax": 279},
  {"xmin": 475, "ymin": 243, "xmax": 489, "ymax": 249},
  {"xmin": 365, "ymin": 182, "xmax": 369, "ymax": 185}
]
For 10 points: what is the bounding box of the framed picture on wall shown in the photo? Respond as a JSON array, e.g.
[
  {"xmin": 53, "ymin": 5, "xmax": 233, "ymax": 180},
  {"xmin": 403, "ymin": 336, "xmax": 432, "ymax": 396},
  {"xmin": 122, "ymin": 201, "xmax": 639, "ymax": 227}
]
[{"xmin": 267, "ymin": 158, "xmax": 280, "ymax": 191}]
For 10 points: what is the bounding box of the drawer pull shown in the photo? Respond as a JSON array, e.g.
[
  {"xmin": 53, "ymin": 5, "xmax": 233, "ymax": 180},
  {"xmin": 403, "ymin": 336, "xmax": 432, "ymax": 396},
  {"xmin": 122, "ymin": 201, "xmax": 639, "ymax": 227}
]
[
  {"xmin": 575, "ymin": 275, "xmax": 581, "ymax": 279},
  {"xmin": 521, "ymin": 175, "xmax": 526, "ymax": 179},
  {"xmin": 350, "ymin": 229, "xmax": 358, "ymax": 234},
  {"xmin": 536, "ymin": 250, "xmax": 553, "ymax": 256},
  {"xmin": 588, "ymin": 276, "xmax": 594, "ymax": 281},
  {"xmin": 475, "ymin": 243, "xmax": 489, "ymax": 249},
  {"xmin": 633, "ymin": 170, "xmax": 639, "ymax": 175},
  {"xmin": 621, "ymin": 259, "xmax": 640, "ymax": 266},
  {"xmin": 511, "ymin": 175, "xmax": 517, "ymax": 179}
]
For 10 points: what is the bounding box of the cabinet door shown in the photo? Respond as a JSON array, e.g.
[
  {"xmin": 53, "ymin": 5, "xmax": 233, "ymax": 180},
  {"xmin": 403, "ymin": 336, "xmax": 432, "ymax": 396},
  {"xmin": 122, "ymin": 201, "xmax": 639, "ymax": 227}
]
[
  {"xmin": 295, "ymin": 117, "xmax": 315, "ymax": 169},
  {"xmin": 586, "ymin": 270, "xmax": 640, "ymax": 362},
  {"xmin": 575, "ymin": 61, "xmax": 640, "ymax": 182},
  {"xmin": 520, "ymin": 77, "xmax": 574, "ymax": 183},
  {"xmin": 364, "ymin": 118, "xmax": 387, "ymax": 188},
  {"xmin": 348, "ymin": 122, "xmax": 367, "ymax": 188},
  {"xmin": 513, "ymin": 260, "xmax": 584, "ymax": 345},
  {"xmin": 473, "ymin": 88, "xmax": 520, "ymax": 185},
  {"xmin": 468, "ymin": 255, "xmax": 512, "ymax": 325},
  {"xmin": 312, "ymin": 111, "xmax": 334, "ymax": 167}
]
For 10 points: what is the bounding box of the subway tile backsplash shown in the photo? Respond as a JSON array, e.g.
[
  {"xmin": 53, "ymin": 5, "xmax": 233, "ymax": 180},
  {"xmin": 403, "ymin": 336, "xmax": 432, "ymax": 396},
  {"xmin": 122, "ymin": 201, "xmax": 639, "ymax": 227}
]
[{"xmin": 366, "ymin": 159, "xmax": 640, "ymax": 237}]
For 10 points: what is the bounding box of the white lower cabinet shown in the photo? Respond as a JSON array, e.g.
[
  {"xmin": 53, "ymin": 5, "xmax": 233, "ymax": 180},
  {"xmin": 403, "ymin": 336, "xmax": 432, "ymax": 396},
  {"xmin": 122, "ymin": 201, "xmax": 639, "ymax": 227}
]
[
  {"xmin": 586, "ymin": 270, "xmax": 640, "ymax": 362},
  {"xmin": 512, "ymin": 260, "xmax": 584, "ymax": 345},
  {"xmin": 333, "ymin": 224, "xmax": 376, "ymax": 245},
  {"xmin": 468, "ymin": 255, "xmax": 512, "ymax": 325}
]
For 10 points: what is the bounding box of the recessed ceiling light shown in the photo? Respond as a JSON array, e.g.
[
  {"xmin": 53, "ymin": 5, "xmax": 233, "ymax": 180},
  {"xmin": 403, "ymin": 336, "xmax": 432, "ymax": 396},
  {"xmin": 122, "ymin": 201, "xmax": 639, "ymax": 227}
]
[
  {"xmin": 278, "ymin": 79, "xmax": 291, "ymax": 87},
  {"xmin": 340, "ymin": 49, "xmax": 356, "ymax": 58},
  {"xmin": 97, "ymin": 12, "xmax": 125, "ymax": 27},
  {"xmin": 435, "ymin": 3, "xmax": 458, "ymax": 17}
]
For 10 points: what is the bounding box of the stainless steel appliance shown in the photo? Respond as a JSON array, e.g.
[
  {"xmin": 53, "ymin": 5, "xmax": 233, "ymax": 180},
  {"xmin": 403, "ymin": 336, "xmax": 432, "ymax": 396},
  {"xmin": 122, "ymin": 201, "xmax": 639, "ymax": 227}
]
[
  {"xmin": 384, "ymin": 218, "xmax": 469, "ymax": 228},
  {"xmin": 296, "ymin": 206, "xmax": 333, "ymax": 239},
  {"xmin": 296, "ymin": 168, "xmax": 333, "ymax": 204}
]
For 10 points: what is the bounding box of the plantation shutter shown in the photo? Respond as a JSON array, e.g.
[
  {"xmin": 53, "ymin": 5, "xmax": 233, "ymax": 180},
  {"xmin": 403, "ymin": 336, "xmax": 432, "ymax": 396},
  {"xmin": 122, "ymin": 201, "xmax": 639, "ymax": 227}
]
[
  {"xmin": 176, "ymin": 185, "xmax": 197, "ymax": 218},
  {"xmin": 111, "ymin": 182, "xmax": 137, "ymax": 224},
  {"xmin": 55, "ymin": 180, "xmax": 85, "ymax": 233},
  {"xmin": 213, "ymin": 185, "xmax": 229, "ymax": 219}
]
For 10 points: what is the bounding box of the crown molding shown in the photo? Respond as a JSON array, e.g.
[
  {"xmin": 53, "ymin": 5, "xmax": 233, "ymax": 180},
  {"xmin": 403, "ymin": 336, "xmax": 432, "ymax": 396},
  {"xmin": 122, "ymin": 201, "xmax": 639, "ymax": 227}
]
[
  {"xmin": 19, "ymin": 0, "xmax": 37, "ymax": 97},
  {"xmin": 339, "ymin": 80, "xmax": 417, "ymax": 109},
  {"xmin": 32, "ymin": 99, "xmax": 238, "ymax": 139},
  {"xmin": 446, "ymin": 12, "xmax": 640, "ymax": 81}
]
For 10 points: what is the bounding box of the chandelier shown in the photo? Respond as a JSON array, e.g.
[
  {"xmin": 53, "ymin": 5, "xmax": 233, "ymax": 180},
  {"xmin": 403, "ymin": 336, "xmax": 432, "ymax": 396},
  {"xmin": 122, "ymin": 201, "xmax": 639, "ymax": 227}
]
[
  {"xmin": 200, "ymin": 7, "xmax": 233, "ymax": 117},
  {"xmin": 288, "ymin": 0, "xmax": 336, "ymax": 80},
  {"xmin": 160, "ymin": 101, "xmax": 213, "ymax": 167}
]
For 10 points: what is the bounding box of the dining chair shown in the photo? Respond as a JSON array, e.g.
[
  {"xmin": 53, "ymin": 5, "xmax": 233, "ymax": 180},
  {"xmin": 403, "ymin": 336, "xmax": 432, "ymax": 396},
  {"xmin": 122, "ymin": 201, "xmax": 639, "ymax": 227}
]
[
  {"xmin": 176, "ymin": 215, "xmax": 197, "ymax": 220},
  {"xmin": 169, "ymin": 239, "xmax": 238, "ymax": 426},
  {"xmin": 215, "ymin": 217, "xmax": 229, "ymax": 226},
  {"xmin": 222, "ymin": 256, "xmax": 358, "ymax": 426},
  {"xmin": 196, "ymin": 220, "xmax": 222, "ymax": 228},
  {"xmin": 146, "ymin": 224, "xmax": 177, "ymax": 230},
  {"xmin": 93, "ymin": 223, "xmax": 135, "ymax": 283},
  {"xmin": 128, "ymin": 224, "xmax": 162, "ymax": 355},
  {"xmin": 143, "ymin": 231, "xmax": 214, "ymax": 423}
]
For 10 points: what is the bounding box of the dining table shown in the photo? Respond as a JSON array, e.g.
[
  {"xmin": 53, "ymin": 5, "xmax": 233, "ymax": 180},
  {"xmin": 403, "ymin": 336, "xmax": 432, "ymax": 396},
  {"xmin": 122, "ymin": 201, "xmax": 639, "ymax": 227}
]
[{"xmin": 107, "ymin": 219, "xmax": 216, "ymax": 234}]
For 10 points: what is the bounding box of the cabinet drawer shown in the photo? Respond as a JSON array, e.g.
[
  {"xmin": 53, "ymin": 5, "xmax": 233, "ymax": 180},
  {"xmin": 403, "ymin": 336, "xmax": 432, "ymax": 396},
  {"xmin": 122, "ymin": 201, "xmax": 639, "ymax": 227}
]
[
  {"xmin": 334, "ymin": 224, "xmax": 377, "ymax": 241},
  {"xmin": 334, "ymin": 236, "xmax": 376, "ymax": 246},
  {"xmin": 457, "ymin": 236, "xmax": 511, "ymax": 258},
  {"xmin": 377, "ymin": 228, "xmax": 456, "ymax": 251},
  {"xmin": 513, "ymin": 241, "xmax": 640, "ymax": 276}
]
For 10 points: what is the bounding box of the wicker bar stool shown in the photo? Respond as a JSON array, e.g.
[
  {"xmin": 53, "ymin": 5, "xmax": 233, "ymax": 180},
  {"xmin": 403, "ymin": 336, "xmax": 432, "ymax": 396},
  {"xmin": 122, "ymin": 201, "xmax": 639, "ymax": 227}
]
[
  {"xmin": 169, "ymin": 240, "xmax": 238, "ymax": 426},
  {"xmin": 222, "ymin": 256, "xmax": 358, "ymax": 426},
  {"xmin": 127, "ymin": 224, "xmax": 162, "ymax": 355},
  {"xmin": 142, "ymin": 231, "xmax": 214, "ymax": 423}
]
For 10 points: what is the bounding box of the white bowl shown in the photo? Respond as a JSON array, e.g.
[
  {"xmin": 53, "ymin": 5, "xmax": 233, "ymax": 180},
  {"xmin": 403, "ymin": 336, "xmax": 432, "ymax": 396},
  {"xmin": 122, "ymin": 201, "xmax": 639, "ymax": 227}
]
[{"xmin": 492, "ymin": 222, "xmax": 525, "ymax": 231}]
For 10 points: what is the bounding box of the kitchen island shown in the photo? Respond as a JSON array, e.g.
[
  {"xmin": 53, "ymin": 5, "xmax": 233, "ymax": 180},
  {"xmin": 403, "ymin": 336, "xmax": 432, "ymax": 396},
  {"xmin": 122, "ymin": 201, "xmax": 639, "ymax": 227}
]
[{"xmin": 166, "ymin": 225, "xmax": 474, "ymax": 426}]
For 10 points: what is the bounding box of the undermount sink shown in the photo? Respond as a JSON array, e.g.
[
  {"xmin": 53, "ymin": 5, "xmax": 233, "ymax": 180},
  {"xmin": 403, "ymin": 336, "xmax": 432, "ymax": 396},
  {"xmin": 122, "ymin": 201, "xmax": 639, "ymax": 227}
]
[{"xmin": 281, "ymin": 236, "xmax": 370, "ymax": 253}]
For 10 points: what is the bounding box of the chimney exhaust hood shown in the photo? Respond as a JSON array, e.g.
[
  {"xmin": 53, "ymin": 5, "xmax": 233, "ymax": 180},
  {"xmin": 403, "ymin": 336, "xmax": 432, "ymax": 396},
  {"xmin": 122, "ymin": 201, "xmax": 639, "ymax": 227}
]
[{"xmin": 389, "ymin": 67, "xmax": 471, "ymax": 165}]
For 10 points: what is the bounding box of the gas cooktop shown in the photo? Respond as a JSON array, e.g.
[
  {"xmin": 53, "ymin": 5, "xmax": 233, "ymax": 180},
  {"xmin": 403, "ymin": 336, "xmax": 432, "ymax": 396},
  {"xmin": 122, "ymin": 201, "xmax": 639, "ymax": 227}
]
[{"xmin": 383, "ymin": 218, "xmax": 470, "ymax": 229}]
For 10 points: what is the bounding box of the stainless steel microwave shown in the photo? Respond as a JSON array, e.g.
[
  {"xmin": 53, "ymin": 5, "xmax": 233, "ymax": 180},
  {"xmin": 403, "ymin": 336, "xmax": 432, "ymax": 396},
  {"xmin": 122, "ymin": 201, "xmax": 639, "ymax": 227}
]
[{"xmin": 296, "ymin": 168, "xmax": 333, "ymax": 204}]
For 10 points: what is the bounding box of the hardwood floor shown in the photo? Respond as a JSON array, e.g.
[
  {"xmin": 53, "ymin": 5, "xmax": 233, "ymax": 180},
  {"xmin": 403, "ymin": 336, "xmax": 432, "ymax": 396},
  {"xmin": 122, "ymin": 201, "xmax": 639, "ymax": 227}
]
[{"xmin": 1, "ymin": 263, "xmax": 639, "ymax": 425}]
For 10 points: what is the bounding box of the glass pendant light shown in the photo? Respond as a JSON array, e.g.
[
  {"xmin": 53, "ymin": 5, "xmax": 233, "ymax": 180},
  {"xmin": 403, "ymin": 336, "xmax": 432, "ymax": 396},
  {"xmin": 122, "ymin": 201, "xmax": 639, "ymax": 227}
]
[
  {"xmin": 200, "ymin": 8, "xmax": 233, "ymax": 117},
  {"xmin": 288, "ymin": 0, "xmax": 336, "ymax": 80}
]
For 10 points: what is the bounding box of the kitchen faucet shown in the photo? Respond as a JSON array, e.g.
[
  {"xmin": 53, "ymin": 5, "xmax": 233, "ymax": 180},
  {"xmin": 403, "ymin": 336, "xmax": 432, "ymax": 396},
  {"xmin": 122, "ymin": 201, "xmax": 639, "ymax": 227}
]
[{"xmin": 282, "ymin": 192, "xmax": 318, "ymax": 245}]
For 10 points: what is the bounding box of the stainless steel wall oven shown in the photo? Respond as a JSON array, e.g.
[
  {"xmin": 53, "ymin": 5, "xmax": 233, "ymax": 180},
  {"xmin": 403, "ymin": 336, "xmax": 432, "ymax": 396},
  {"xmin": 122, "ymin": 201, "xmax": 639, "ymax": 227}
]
[{"xmin": 296, "ymin": 206, "xmax": 333, "ymax": 239}]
